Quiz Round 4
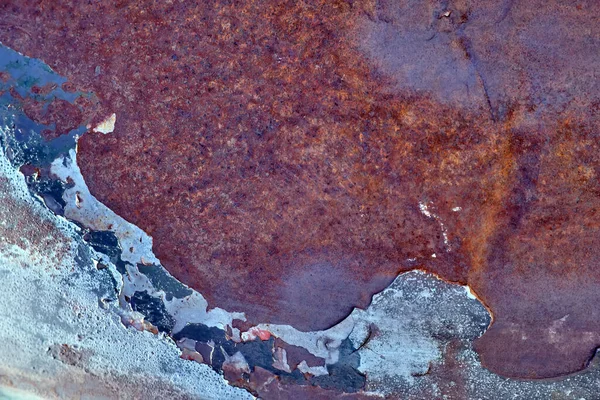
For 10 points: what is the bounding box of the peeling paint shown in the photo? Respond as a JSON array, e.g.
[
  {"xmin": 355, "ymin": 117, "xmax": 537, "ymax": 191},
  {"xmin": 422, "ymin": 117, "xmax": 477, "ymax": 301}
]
[
  {"xmin": 91, "ymin": 113, "xmax": 115, "ymax": 134},
  {"xmin": 0, "ymin": 143, "xmax": 252, "ymax": 399},
  {"xmin": 2, "ymin": 0, "xmax": 600, "ymax": 396}
]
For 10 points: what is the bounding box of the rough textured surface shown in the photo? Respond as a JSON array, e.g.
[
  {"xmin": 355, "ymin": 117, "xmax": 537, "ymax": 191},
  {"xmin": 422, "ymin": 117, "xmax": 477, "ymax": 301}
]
[
  {"xmin": 2, "ymin": 0, "xmax": 600, "ymax": 385},
  {"xmin": 3, "ymin": 56, "xmax": 600, "ymax": 397},
  {"xmin": 0, "ymin": 146, "xmax": 252, "ymax": 400},
  {"xmin": 347, "ymin": 271, "xmax": 489, "ymax": 395},
  {"xmin": 0, "ymin": 49, "xmax": 253, "ymax": 400}
]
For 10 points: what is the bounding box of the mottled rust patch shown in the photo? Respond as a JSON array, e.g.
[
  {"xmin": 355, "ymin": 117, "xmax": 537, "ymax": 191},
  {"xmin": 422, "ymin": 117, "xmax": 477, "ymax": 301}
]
[{"xmin": 2, "ymin": 0, "xmax": 600, "ymax": 380}]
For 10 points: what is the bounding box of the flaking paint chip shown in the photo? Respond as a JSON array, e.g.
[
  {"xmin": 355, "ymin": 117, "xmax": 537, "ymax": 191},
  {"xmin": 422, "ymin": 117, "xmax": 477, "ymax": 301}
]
[{"xmin": 93, "ymin": 113, "xmax": 116, "ymax": 134}]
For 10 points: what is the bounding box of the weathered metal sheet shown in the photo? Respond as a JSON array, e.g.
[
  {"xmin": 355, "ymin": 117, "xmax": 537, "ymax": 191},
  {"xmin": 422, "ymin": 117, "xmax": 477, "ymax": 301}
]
[{"xmin": 1, "ymin": 0, "xmax": 600, "ymax": 398}]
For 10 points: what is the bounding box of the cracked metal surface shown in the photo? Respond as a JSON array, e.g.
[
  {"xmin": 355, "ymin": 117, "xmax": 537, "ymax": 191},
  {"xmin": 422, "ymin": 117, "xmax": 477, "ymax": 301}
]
[{"xmin": 1, "ymin": 0, "xmax": 600, "ymax": 384}]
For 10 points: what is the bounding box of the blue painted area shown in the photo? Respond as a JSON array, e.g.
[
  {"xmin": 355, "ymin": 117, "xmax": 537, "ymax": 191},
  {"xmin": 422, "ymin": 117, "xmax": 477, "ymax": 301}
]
[
  {"xmin": 0, "ymin": 43, "xmax": 92, "ymax": 166},
  {"xmin": 0, "ymin": 43, "xmax": 81, "ymax": 103}
]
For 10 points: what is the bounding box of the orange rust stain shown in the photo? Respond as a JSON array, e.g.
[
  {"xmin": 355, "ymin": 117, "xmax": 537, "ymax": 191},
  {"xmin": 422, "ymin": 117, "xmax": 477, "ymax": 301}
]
[{"xmin": 466, "ymin": 134, "xmax": 516, "ymax": 276}]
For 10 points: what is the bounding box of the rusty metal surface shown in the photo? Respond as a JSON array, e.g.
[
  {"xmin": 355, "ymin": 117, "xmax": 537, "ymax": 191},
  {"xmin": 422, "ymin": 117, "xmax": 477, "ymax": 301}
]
[
  {"xmin": 0, "ymin": 115, "xmax": 251, "ymax": 399},
  {"xmin": 2, "ymin": 0, "xmax": 600, "ymax": 387}
]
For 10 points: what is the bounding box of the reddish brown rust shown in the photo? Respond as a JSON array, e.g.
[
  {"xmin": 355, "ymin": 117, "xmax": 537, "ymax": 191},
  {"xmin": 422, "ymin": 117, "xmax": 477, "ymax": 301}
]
[
  {"xmin": 273, "ymin": 338, "xmax": 326, "ymax": 370},
  {"xmin": 245, "ymin": 366, "xmax": 378, "ymax": 400},
  {"xmin": 2, "ymin": 0, "xmax": 600, "ymax": 379},
  {"xmin": 8, "ymin": 86, "xmax": 83, "ymax": 140}
]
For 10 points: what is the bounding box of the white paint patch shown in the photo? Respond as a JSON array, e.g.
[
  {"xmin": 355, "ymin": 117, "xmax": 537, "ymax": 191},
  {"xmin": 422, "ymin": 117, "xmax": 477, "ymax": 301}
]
[
  {"xmin": 272, "ymin": 348, "xmax": 292, "ymax": 373},
  {"xmin": 92, "ymin": 113, "xmax": 116, "ymax": 134},
  {"xmin": 121, "ymin": 262, "xmax": 155, "ymax": 297},
  {"xmin": 464, "ymin": 285, "xmax": 478, "ymax": 300},
  {"xmin": 348, "ymin": 275, "xmax": 440, "ymax": 389},
  {"xmin": 419, "ymin": 201, "xmax": 451, "ymax": 249},
  {"xmin": 346, "ymin": 270, "xmax": 490, "ymax": 396},
  {"xmin": 419, "ymin": 201, "xmax": 433, "ymax": 218},
  {"xmin": 297, "ymin": 361, "xmax": 329, "ymax": 377},
  {"xmin": 247, "ymin": 316, "xmax": 355, "ymax": 365},
  {"xmin": 222, "ymin": 351, "xmax": 250, "ymax": 374},
  {"xmin": 164, "ymin": 292, "xmax": 245, "ymax": 333}
]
